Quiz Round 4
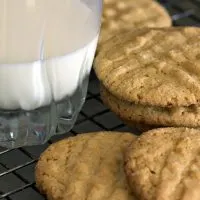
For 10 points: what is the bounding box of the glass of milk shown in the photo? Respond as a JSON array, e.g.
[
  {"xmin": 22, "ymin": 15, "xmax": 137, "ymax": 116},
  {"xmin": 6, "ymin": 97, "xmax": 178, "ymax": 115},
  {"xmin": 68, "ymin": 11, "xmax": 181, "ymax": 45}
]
[{"xmin": 0, "ymin": 0, "xmax": 102, "ymax": 148}]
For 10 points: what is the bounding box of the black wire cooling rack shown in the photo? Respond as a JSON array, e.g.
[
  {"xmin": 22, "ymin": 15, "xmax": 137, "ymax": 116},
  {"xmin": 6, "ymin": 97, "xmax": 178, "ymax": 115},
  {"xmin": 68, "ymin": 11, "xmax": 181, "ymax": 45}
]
[{"xmin": 0, "ymin": 0, "xmax": 200, "ymax": 199}]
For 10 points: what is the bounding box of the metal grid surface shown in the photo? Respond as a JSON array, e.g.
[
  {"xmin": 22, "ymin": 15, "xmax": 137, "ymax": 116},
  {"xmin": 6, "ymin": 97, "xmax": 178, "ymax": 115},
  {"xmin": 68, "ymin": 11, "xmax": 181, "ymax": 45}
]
[{"xmin": 0, "ymin": 0, "xmax": 200, "ymax": 199}]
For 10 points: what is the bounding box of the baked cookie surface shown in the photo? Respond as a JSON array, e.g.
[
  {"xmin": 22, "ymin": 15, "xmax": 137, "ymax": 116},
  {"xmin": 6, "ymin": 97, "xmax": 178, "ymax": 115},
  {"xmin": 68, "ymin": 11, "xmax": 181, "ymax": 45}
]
[
  {"xmin": 125, "ymin": 127, "xmax": 200, "ymax": 200},
  {"xmin": 95, "ymin": 27, "xmax": 200, "ymax": 107},
  {"xmin": 99, "ymin": 0, "xmax": 171, "ymax": 47},
  {"xmin": 35, "ymin": 132, "xmax": 136, "ymax": 200}
]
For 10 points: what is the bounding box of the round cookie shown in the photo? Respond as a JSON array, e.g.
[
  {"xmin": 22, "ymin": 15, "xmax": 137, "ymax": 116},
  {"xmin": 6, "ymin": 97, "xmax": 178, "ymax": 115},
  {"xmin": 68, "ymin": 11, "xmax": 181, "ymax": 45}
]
[
  {"xmin": 95, "ymin": 27, "xmax": 200, "ymax": 107},
  {"xmin": 35, "ymin": 132, "xmax": 137, "ymax": 200},
  {"xmin": 125, "ymin": 127, "xmax": 200, "ymax": 200},
  {"xmin": 100, "ymin": 84, "xmax": 200, "ymax": 128},
  {"xmin": 98, "ymin": 0, "xmax": 171, "ymax": 48}
]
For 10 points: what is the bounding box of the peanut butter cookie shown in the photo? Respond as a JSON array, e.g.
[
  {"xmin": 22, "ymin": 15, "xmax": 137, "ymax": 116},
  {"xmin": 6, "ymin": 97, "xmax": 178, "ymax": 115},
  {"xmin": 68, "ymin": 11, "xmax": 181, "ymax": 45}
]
[
  {"xmin": 99, "ymin": 0, "xmax": 171, "ymax": 47},
  {"xmin": 125, "ymin": 127, "xmax": 200, "ymax": 200},
  {"xmin": 36, "ymin": 132, "xmax": 137, "ymax": 200},
  {"xmin": 95, "ymin": 27, "xmax": 200, "ymax": 107}
]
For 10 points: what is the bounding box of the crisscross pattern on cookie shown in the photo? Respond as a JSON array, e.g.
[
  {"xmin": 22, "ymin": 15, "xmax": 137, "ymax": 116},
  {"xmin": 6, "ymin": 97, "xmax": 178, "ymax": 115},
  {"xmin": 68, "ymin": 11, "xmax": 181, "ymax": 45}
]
[
  {"xmin": 99, "ymin": 0, "xmax": 171, "ymax": 46},
  {"xmin": 36, "ymin": 132, "xmax": 136, "ymax": 200},
  {"xmin": 95, "ymin": 27, "xmax": 200, "ymax": 106},
  {"xmin": 125, "ymin": 128, "xmax": 200, "ymax": 200}
]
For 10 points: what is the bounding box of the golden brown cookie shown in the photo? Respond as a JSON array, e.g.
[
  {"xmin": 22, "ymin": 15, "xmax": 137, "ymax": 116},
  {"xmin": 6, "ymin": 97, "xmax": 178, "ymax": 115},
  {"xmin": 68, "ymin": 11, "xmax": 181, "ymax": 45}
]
[
  {"xmin": 125, "ymin": 127, "xmax": 200, "ymax": 200},
  {"xmin": 95, "ymin": 27, "xmax": 200, "ymax": 107},
  {"xmin": 100, "ymin": 84, "xmax": 200, "ymax": 129},
  {"xmin": 99, "ymin": 0, "xmax": 171, "ymax": 48},
  {"xmin": 35, "ymin": 132, "xmax": 137, "ymax": 200}
]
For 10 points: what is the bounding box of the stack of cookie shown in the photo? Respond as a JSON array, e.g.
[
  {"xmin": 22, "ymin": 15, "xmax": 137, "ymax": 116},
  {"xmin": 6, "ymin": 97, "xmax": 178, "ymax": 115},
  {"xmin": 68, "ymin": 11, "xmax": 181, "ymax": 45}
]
[
  {"xmin": 94, "ymin": 27, "xmax": 200, "ymax": 130},
  {"xmin": 98, "ymin": 0, "xmax": 172, "ymax": 50},
  {"xmin": 35, "ymin": 128, "xmax": 200, "ymax": 200}
]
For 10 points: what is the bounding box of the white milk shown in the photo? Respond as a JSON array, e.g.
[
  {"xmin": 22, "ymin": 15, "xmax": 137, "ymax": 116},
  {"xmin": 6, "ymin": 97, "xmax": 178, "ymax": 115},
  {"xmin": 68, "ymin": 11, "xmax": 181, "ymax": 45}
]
[{"xmin": 0, "ymin": 0, "xmax": 99, "ymax": 110}]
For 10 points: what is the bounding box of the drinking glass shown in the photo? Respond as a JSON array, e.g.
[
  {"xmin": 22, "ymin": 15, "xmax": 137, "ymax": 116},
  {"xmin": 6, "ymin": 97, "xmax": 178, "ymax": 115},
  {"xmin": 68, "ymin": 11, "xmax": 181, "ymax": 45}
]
[{"xmin": 0, "ymin": 0, "xmax": 103, "ymax": 148}]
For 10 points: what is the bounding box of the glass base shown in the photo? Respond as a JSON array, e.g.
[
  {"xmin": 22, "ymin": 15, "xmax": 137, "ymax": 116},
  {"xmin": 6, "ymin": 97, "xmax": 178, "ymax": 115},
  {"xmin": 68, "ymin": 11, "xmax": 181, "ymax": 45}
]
[{"xmin": 0, "ymin": 76, "xmax": 89, "ymax": 149}]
